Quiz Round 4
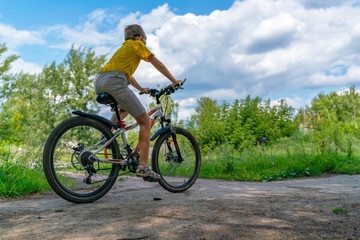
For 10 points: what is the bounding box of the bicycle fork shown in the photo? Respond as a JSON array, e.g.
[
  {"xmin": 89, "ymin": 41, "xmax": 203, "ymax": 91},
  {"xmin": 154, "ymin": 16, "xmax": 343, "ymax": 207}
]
[{"xmin": 167, "ymin": 125, "xmax": 184, "ymax": 163}]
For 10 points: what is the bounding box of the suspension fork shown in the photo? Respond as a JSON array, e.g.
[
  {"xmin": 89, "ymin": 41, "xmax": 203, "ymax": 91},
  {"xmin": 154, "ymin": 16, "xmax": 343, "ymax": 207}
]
[{"xmin": 167, "ymin": 125, "xmax": 184, "ymax": 162}]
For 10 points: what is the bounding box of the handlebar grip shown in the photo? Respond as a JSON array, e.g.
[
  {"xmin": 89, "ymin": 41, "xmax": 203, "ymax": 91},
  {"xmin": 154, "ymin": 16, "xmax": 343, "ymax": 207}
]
[
  {"xmin": 174, "ymin": 78, "xmax": 187, "ymax": 88},
  {"xmin": 140, "ymin": 88, "xmax": 158, "ymax": 96}
]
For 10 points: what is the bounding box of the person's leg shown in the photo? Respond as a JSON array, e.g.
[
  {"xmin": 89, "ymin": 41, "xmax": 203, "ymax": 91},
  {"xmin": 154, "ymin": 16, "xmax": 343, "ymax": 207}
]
[
  {"xmin": 134, "ymin": 112, "xmax": 159, "ymax": 181},
  {"xmin": 97, "ymin": 72, "xmax": 157, "ymax": 178},
  {"xmin": 110, "ymin": 108, "xmax": 128, "ymax": 122},
  {"xmin": 134, "ymin": 112, "xmax": 151, "ymax": 167}
]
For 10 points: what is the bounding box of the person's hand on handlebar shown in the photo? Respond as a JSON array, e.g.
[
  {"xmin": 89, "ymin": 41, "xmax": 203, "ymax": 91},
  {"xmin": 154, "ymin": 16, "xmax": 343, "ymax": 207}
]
[
  {"xmin": 172, "ymin": 80, "xmax": 183, "ymax": 89},
  {"xmin": 140, "ymin": 87, "xmax": 149, "ymax": 94}
]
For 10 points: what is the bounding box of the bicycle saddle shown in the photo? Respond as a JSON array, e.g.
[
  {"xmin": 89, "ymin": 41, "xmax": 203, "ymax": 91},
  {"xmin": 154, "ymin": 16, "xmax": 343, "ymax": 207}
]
[{"xmin": 96, "ymin": 93, "xmax": 117, "ymax": 105}]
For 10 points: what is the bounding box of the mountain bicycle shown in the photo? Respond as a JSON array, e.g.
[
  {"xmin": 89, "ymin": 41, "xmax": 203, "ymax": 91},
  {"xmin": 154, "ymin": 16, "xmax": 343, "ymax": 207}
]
[{"xmin": 43, "ymin": 79, "xmax": 201, "ymax": 203}]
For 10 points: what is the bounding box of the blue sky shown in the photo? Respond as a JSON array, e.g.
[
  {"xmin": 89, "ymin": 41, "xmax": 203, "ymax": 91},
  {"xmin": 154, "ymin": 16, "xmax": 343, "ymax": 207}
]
[
  {"xmin": 0, "ymin": 0, "xmax": 233, "ymax": 66},
  {"xmin": 1, "ymin": 0, "xmax": 360, "ymax": 119}
]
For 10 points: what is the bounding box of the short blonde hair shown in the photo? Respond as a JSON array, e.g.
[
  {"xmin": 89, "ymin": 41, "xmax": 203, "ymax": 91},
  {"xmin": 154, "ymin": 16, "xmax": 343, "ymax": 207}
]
[{"xmin": 124, "ymin": 24, "xmax": 147, "ymax": 41}]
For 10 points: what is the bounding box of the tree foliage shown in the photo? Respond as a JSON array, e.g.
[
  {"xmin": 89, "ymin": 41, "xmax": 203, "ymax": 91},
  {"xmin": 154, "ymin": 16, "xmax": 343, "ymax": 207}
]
[
  {"xmin": 0, "ymin": 44, "xmax": 18, "ymax": 143},
  {"xmin": 298, "ymin": 86, "xmax": 360, "ymax": 134},
  {"xmin": 0, "ymin": 44, "xmax": 18, "ymax": 78},
  {"xmin": 186, "ymin": 96, "xmax": 299, "ymax": 149},
  {"xmin": 2, "ymin": 41, "xmax": 360, "ymax": 155},
  {"xmin": 0, "ymin": 45, "xmax": 106, "ymax": 145},
  {"xmin": 297, "ymin": 85, "xmax": 360, "ymax": 152}
]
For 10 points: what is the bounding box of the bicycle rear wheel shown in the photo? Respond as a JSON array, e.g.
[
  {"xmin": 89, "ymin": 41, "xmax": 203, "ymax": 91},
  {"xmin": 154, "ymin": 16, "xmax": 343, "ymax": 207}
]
[
  {"xmin": 43, "ymin": 117, "xmax": 121, "ymax": 203},
  {"xmin": 152, "ymin": 127, "xmax": 201, "ymax": 192}
]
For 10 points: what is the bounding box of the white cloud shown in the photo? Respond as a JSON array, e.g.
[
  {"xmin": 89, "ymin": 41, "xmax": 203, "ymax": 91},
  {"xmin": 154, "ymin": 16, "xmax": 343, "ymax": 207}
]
[
  {"xmin": 270, "ymin": 96, "xmax": 311, "ymax": 110},
  {"xmin": 176, "ymin": 97, "xmax": 197, "ymax": 120},
  {"xmin": 26, "ymin": 0, "xmax": 359, "ymax": 101},
  {"xmin": 245, "ymin": 13, "xmax": 305, "ymax": 54},
  {"xmin": 204, "ymin": 88, "xmax": 238, "ymax": 100},
  {"xmin": 127, "ymin": 4, "xmax": 175, "ymax": 33},
  {"xmin": 0, "ymin": 48, "xmax": 42, "ymax": 74},
  {"xmin": 9, "ymin": 58, "xmax": 42, "ymax": 74},
  {"xmin": 43, "ymin": 0, "xmax": 360, "ymax": 113},
  {"xmin": 304, "ymin": 65, "xmax": 360, "ymax": 88},
  {"xmin": 336, "ymin": 86, "xmax": 360, "ymax": 97},
  {"xmin": 46, "ymin": 23, "xmax": 116, "ymax": 50},
  {"xmin": 178, "ymin": 107, "xmax": 196, "ymax": 120},
  {"xmin": 3, "ymin": 0, "xmax": 360, "ymax": 115},
  {"xmin": 297, "ymin": 0, "xmax": 359, "ymax": 9},
  {"xmin": 0, "ymin": 23, "xmax": 45, "ymax": 48},
  {"xmin": 176, "ymin": 97, "xmax": 197, "ymax": 107},
  {"xmin": 124, "ymin": 0, "xmax": 360, "ymax": 103}
]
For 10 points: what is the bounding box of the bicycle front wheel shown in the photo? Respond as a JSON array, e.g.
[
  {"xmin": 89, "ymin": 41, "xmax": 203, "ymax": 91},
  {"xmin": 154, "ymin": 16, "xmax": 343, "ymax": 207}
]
[
  {"xmin": 43, "ymin": 117, "xmax": 121, "ymax": 203},
  {"xmin": 152, "ymin": 127, "xmax": 201, "ymax": 192}
]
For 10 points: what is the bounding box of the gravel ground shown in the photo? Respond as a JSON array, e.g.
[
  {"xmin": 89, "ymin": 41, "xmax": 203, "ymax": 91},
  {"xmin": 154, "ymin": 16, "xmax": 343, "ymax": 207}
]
[{"xmin": 0, "ymin": 174, "xmax": 359, "ymax": 240}]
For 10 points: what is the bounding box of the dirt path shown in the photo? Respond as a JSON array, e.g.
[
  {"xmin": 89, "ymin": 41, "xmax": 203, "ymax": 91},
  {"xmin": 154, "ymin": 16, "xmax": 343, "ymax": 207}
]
[{"xmin": 1, "ymin": 175, "xmax": 360, "ymax": 240}]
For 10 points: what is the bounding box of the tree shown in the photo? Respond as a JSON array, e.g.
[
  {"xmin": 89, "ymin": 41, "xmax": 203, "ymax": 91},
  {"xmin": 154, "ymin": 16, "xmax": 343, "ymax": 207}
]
[
  {"xmin": 297, "ymin": 86, "xmax": 360, "ymax": 152},
  {"xmin": 186, "ymin": 96, "xmax": 298, "ymax": 150},
  {"xmin": 308, "ymin": 86, "xmax": 360, "ymax": 136},
  {"xmin": 0, "ymin": 44, "xmax": 18, "ymax": 78},
  {"xmin": 0, "ymin": 46, "xmax": 106, "ymax": 145},
  {"xmin": 188, "ymin": 97, "xmax": 225, "ymax": 147},
  {"xmin": 0, "ymin": 44, "xmax": 18, "ymax": 143}
]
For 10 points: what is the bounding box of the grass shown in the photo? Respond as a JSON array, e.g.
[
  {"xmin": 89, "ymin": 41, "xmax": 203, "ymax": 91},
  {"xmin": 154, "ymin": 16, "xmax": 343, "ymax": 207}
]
[
  {"xmin": 332, "ymin": 207, "xmax": 348, "ymax": 215},
  {"xmin": 199, "ymin": 133, "xmax": 360, "ymax": 181},
  {"xmin": 1, "ymin": 131, "xmax": 360, "ymax": 198},
  {"xmin": 0, "ymin": 145, "xmax": 50, "ymax": 198}
]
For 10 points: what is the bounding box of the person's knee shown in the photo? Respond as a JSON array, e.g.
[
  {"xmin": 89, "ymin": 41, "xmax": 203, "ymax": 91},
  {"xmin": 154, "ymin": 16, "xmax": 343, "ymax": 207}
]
[
  {"xmin": 136, "ymin": 112, "xmax": 151, "ymax": 128},
  {"xmin": 119, "ymin": 108, "xmax": 127, "ymax": 114}
]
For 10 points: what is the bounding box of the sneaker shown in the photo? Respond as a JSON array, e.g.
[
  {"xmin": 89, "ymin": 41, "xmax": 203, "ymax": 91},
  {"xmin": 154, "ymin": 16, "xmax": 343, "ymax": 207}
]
[{"xmin": 136, "ymin": 165, "xmax": 160, "ymax": 182}]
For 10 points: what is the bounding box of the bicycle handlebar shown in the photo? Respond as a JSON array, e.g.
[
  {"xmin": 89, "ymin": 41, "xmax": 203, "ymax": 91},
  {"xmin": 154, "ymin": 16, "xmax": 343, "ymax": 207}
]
[{"xmin": 139, "ymin": 78, "xmax": 187, "ymax": 98}]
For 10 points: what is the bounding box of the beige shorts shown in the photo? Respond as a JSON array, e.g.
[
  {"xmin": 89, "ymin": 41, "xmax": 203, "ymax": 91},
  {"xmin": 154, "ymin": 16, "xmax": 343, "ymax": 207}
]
[{"xmin": 95, "ymin": 71, "xmax": 146, "ymax": 118}]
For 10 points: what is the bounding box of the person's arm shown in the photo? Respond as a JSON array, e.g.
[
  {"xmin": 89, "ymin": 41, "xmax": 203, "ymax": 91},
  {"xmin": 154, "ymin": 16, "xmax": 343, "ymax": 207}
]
[
  {"xmin": 148, "ymin": 55, "xmax": 182, "ymax": 87},
  {"xmin": 130, "ymin": 77, "xmax": 148, "ymax": 93}
]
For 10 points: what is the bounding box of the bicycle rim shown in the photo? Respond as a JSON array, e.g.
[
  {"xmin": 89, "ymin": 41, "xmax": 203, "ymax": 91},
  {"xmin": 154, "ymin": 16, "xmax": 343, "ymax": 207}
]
[{"xmin": 44, "ymin": 117, "xmax": 120, "ymax": 202}]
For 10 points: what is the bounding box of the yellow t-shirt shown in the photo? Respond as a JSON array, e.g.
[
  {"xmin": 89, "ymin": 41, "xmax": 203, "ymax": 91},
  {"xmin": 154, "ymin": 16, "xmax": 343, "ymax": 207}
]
[{"xmin": 99, "ymin": 40, "xmax": 154, "ymax": 81}]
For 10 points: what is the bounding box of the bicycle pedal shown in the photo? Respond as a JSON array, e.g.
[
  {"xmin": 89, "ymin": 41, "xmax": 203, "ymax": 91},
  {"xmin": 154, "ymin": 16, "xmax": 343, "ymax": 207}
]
[{"xmin": 143, "ymin": 176, "xmax": 158, "ymax": 182}]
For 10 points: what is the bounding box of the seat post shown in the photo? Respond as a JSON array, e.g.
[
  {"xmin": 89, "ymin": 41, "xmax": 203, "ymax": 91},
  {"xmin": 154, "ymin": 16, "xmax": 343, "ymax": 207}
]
[{"xmin": 111, "ymin": 103, "xmax": 121, "ymax": 122}]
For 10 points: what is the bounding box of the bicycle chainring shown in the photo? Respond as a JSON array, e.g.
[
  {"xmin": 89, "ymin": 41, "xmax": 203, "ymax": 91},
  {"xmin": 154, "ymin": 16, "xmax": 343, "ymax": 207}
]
[{"xmin": 127, "ymin": 152, "xmax": 139, "ymax": 173}]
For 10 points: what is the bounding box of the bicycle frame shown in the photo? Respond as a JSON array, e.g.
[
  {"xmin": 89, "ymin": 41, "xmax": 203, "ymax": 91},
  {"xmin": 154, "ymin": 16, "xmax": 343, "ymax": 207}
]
[
  {"xmin": 85, "ymin": 79, "xmax": 187, "ymax": 166},
  {"xmin": 91, "ymin": 103, "xmax": 165, "ymax": 164}
]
